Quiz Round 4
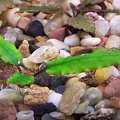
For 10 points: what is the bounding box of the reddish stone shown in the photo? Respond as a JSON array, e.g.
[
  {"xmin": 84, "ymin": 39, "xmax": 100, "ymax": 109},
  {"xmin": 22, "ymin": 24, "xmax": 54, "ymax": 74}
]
[
  {"xmin": 48, "ymin": 27, "xmax": 68, "ymax": 41},
  {"xmin": 98, "ymin": 37, "xmax": 108, "ymax": 47},
  {"xmin": 109, "ymin": 97, "xmax": 120, "ymax": 108}
]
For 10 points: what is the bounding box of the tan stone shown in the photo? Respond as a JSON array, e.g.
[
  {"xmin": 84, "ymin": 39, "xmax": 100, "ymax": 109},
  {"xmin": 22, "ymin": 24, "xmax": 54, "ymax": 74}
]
[{"xmin": 109, "ymin": 97, "xmax": 120, "ymax": 108}]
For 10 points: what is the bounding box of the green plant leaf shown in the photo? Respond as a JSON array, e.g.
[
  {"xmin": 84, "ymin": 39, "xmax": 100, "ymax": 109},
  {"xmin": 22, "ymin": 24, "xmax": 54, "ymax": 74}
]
[
  {"xmin": 83, "ymin": 0, "xmax": 104, "ymax": 5},
  {"xmin": 45, "ymin": 48, "xmax": 120, "ymax": 75},
  {"xmin": 7, "ymin": 72, "xmax": 34, "ymax": 85},
  {"xmin": 20, "ymin": 6, "xmax": 62, "ymax": 13},
  {"xmin": 67, "ymin": 14, "xmax": 95, "ymax": 33},
  {"xmin": 0, "ymin": 0, "xmax": 13, "ymax": 14},
  {"xmin": 0, "ymin": 36, "xmax": 23, "ymax": 65}
]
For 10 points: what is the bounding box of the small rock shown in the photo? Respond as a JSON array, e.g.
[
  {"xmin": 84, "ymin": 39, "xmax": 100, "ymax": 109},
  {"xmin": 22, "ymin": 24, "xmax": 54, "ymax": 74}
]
[
  {"xmin": 74, "ymin": 101, "xmax": 89, "ymax": 114},
  {"xmin": 41, "ymin": 114, "xmax": 57, "ymax": 120},
  {"xmin": 109, "ymin": 97, "xmax": 120, "ymax": 108},
  {"xmin": 98, "ymin": 37, "xmax": 108, "ymax": 47},
  {"xmin": 36, "ymin": 36, "xmax": 47, "ymax": 43},
  {"xmin": 78, "ymin": 31, "xmax": 92, "ymax": 39},
  {"xmin": 58, "ymin": 81, "xmax": 87, "ymax": 115},
  {"xmin": 104, "ymin": 78, "xmax": 120, "ymax": 98},
  {"xmin": 114, "ymin": 110, "xmax": 120, "ymax": 120},
  {"xmin": 48, "ymin": 27, "xmax": 68, "ymax": 41},
  {"xmin": 110, "ymin": 15, "xmax": 120, "ymax": 35},
  {"xmin": 112, "ymin": 0, "xmax": 120, "ymax": 11},
  {"xmin": 27, "ymin": 20, "xmax": 45, "ymax": 37},
  {"xmin": 4, "ymin": 28, "xmax": 23, "ymax": 43},
  {"xmin": 28, "ymin": 45, "xmax": 59, "ymax": 63},
  {"xmin": 31, "ymin": 103, "xmax": 57, "ymax": 116},
  {"xmin": 95, "ymin": 19, "xmax": 110, "ymax": 37},
  {"xmin": 17, "ymin": 103, "xmax": 32, "ymax": 111},
  {"xmin": 47, "ymin": 39, "xmax": 69, "ymax": 51},
  {"xmin": 95, "ymin": 99, "xmax": 109, "ymax": 109},
  {"xmin": 82, "ymin": 87, "xmax": 103, "ymax": 106},
  {"xmin": 64, "ymin": 34, "xmax": 80, "ymax": 47},
  {"xmin": 81, "ymin": 38, "xmax": 101, "ymax": 47},
  {"xmin": 0, "ymin": 89, "xmax": 24, "ymax": 103},
  {"xmin": 105, "ymin": 35, "xmax": 120, "ymax": 48},
  {"xmin": 24, "ymin": 84, "xmax": 49, "ymax": 105},
  {"xmin": 0, "ymin": 99, "xmax": 17, "ymax": 120},
  {"xmin": 18, "ymin": 40, "xmax": 31, "ymax": 58},
  {"xmin": 54, "ymin": 85, "xmax": 65, "ymax": 94},
  {"xmin": 59, "ymin": 50, "xmax": 71, "ymax": 58},
  {"xmin": 17, "ymin": 16, "xmax": 31, "ymax": 31},
  {"xmin": 16, "ymin": 110, "xmax": 34, "ymax": 120}
]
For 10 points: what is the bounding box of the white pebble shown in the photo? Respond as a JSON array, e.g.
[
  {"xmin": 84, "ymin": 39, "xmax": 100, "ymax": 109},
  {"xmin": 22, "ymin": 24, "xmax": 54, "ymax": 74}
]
[
  {"xmin": 64, "ymin": 34, "xmax": 80, "ymax": 47},
  {"xmin": 95, "ymin": 19, "xmax": 110, "ymax": 37},
  {"xmin": 81, "ymin": 38, "xmax": 101, "ymax": 47},
  {"xmin": 47, "ymin": 92, "xmax": 62, "ymax": 108},
  {"xmin": 47, "ymin": 39, "xmax": 69, "ymax": 51},
  {"xmin": 105, "ymin": 35, "xmax": 120, "ymax": 48},
  {"xmin": 112, "ymin": 0, "xmax": 120, "ymax": 11},
  {"xmin": 59, "ymin": 50, "xmax": 71, "ymax": 58},
  {"xmin": 110, "ymin": 15, "xmax": 120, "ymax": 35}
]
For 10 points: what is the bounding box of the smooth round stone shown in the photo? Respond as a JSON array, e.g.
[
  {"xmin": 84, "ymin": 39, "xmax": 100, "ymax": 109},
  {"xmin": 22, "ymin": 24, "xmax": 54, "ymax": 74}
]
[
  {"xmin": 47, "ymin": 92, "xmax": 62, "ymax": 107},
  {"xmin": 80, "ymin": 38, "xmax": 101, "ymax": 47},
  {"xmin": 95, "ymin": 19, "xmax": 110, "ymax": 37},
  {"xmin": 64, "ymin": 34, "xmax": 80, "ymax": 47},
  {"xmin": 0, "ymin": 89, "xmax": 24, "ymax": 103},
  {"xmin": 31, "ymin": 103, "xmax": 57, "ymax": 116},
  {"xmin": 82, "ymin": 87, "xmax": 103, "ymax": 106},
  {"xmin": 50, "ymin": 112, "xmax": 65, "ymax": 119},
  {"xmin": 27, "ymin": 20, "xmax": 45, "ymax": 37},
  {"xmin": 110, "ymin": 15, "xmax": 120, "ymax": 35},
  {"xmin": 112, "ymin": 0, "xmax": 120, "ymax": 11},
  {"xmin": 41, "ymin": 114, "xmax": 57, "ymax": 120},
  {"xmin": 47, "ymin": 39, "xmax": 69, "ymax": 51},
  {"xmin": 105, "ymin": 35, "xmax": 120, "ymax": 48},
  {"xmin": 54, "ymin": 85, "xmax": 65, "ymax": 94}
]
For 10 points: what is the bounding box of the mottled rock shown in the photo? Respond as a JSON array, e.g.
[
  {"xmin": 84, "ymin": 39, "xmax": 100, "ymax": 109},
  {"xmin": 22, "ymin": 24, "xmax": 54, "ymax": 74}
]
[
  {"xmin": 18, "ymin": 40, "xmax": 30, "ymax": 58},
  {"xmin": 0, "ymin": 89, "xmax": 24, "ymax": 103},
  {"xmin": 24, "ymin": 84, "xmax": 49, "ymax": 105},
  {"xmin": 31, "ymin": 103, "xmax": 57, "ymax": 116},
  {"xmin": 0, "ymin": 99, "xmax": 17, "ymax": 120},
  {"xmin": 47, "ymin": 39, "xmax": 69, "ymax": 51},
  {"xmin": 64, "ymin": 34, "xmax": 80, "ymax": 47},
  {"xmin": 28, "ymin": 45, "xmax": 59, "ymax": 63},
  {"xmin": 105, "ymin": 35, "xmax": 120, "ymax": 48},
  {"xmin": 82, "ymin": 87, "xmax": 103, "ymax": 106},
  {"xmin": 48, "ymin": 27, "xmax": 68, "ymax": 41},
  {"xmin": 109, "ymin": 97, "xmax": 120, "ymax": 108},
  {"xmin": 41, "ymin": 114, "xmax": 57, "ymax": 120},
  {"xmin": 58, "ymin": 81, "xmax": 87, "ymax": 115},
  {"xmin": 54, "ymin": 85, "xmax": 65, "ymax": 94},
  {"xmin": 81, "ymin": 38, "xmax": 101, "ymax": 47}
]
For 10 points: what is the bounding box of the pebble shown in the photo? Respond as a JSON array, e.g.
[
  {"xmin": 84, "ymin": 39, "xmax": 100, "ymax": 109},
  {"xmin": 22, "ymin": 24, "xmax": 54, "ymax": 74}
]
[
  {"xmin": 80, "ymin": 38, "xmax": 101, "ymax": 47},
  {"xmin": 112, "ymin": 0, "xmax": 120, "ymax": 11},
  {"xmin": 82, "ymin": 87, "xmax": 103, "ymax": 106},
  {"xmin": 18, "ymin": 40, "xmax": 30, "ymax": 58},
  {"xmin": 47, "ymin": 39, "xmax": 69, "ymax": 51},
  {"xmin": 0, "ymin": 99, "xmax": 17, "ymax": 120},
  {"xmin": 27, "ymin": 20, "xmax": 45, "ymax": 37},
  {"xmin": 95, "ymin": 19, "xmax": 110, "ymax": 37},
  {"xmin": 110, "ymin": 15, "xmax": 120, "ymax": 35},
  {"xmin": 105, "ymin": 35, "xmax": 120, "ymax": 48},
  {"xmin": 17, "ymin": 16, "xmax": 31, "ymax": 31},
  {"xmin": 16, "ymin": 110, "xmax": 34, "ymax": 120},
  {"xmin": 31, "ymin": 103, "xmax": 57, "ymax": 116},
  {"xmin": 17, "ymin": 103, "xmax": 32, "ymax": 111},
  {"xmin": 41, "ymin": 114, "xmax": 57, "ymax": 120},
  {"xmin": 24, "ymin": 84, "xmax": 49, "ymax": 105},
  {"xmin": 109, "ymin": 97, "xmax": 120, "ymax": 108},
  {"xmin": 4, "ymin": 28, "xmax": 23, "ymax": 43},
  {"xmin": 58, "ymin": 81, "xmax": 87, "ymax": 115},
  {"xmin": 54, "ymin": 85, "xmax": 65, "ymax": 94},
  {"xmin": 78, "ymin": 31, "xmax": 92, "ymax": 39},
  {"xmin": 48, "ymin": 27, "xmax": 68, "ymax": 41},
  {"xmin": 59, "ymin": 50, "xmax": 71, "ymax": 58},
  {"xmin": 47, "ymin": 92, "xmax": 62, "ymax": 108},
  {"xmin": 0, "ymin": 89, "xmax": 24, "ymax": 103},
  {"xmin": 64, "ymin": 34, "xmax": 80, "ymax": 47},
  {"xmin": 104, "ymin": 78, "xmax": 120, "ymax": 98},
  {"xmin": 114, "ymin": 110, "xmax": 120, "ymax": 120},
  {"xmin": 28, "ymin": 45, "xmax": 59, "ymax": 63},
  {"xmin": 95, "ymin": 99, "xmax": 109, "ymax": 109}
]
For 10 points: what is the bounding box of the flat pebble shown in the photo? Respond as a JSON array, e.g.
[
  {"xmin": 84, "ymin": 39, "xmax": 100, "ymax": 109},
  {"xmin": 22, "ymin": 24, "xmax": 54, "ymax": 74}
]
[
  {"xmin": 81, "ymin": 38, "xmax": 101, "ymax": 47},
  {"xmin": 64, "ymin": 34, "xmax": 80, "ymax": 47}
]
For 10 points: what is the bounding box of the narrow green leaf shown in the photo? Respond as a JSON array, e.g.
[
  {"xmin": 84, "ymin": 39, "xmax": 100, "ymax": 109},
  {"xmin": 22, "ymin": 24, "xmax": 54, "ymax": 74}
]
[
  {"xmin": 67, "ymin": 14, "xmax": 95, "ymax": 33},
  {"xmin": 83, "ymin": 0, "xmax": 103, "ymax": 5},
  {"xmin": 20, "ymin": 6, "xmax": 62, "ymax": 13},
  {"xmin": 0, "ymin": 36, "xmax": 23, "ymax": 64},
  {"xmin": 46, "ymin": 48, "xmax": 120, "ymax": 75},
  {"xmin": 7, "ymin": 72, "xmax": 34, "ymax": 85}
]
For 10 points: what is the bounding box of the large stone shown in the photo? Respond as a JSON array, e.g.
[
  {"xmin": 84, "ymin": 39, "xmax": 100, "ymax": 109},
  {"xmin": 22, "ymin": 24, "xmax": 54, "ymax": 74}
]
[
  {"xmin": 58, "ymin": 81, "xmax": 87, "ymax": 115},
  {"xmin": 109, "ymin": 97, "xmax": 120, "ymax": 108}
]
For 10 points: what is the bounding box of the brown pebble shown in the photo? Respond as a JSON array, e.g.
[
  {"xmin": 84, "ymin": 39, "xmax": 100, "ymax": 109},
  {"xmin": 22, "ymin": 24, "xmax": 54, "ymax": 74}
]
[{"xmin": 109, "ymin": 97, "xmax": 120, "ymax": 108}]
